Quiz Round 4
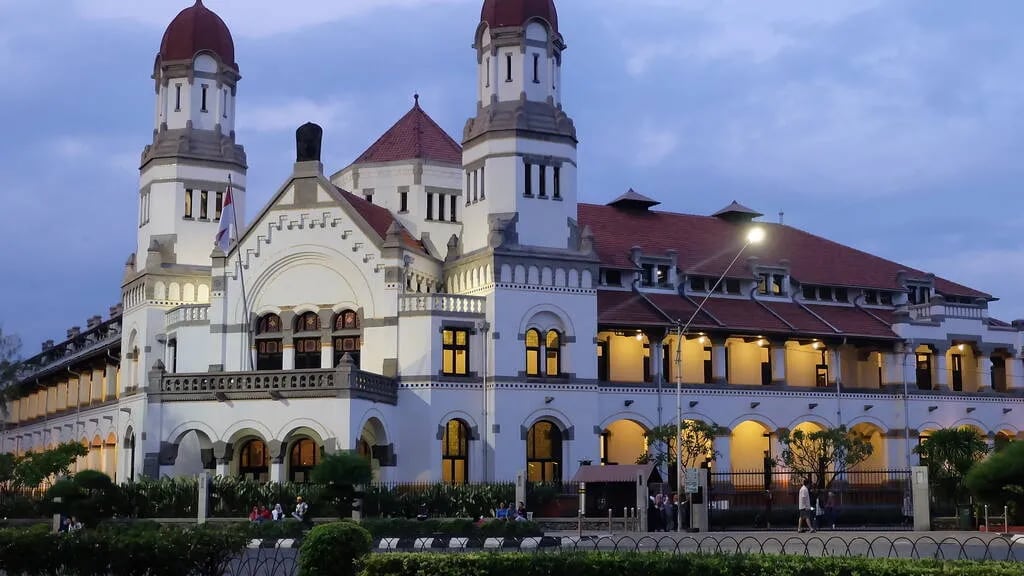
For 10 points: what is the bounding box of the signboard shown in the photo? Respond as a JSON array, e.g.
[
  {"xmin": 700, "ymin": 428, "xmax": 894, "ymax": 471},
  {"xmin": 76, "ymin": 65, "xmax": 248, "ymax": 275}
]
[{"xmin": 684, "ymin": 467, "xmax": 699, "ymax": 494}]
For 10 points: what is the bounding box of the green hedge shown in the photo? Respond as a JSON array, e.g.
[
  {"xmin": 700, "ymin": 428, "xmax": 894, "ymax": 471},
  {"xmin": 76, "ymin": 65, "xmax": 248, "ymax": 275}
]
[
  {"xmin": 298, "ymin": 521, "xmax": 373, "ymax": 576},
  {"xmin": 363, "ymin": 482, "xmax": 515, "ymax": 518},
  {"xmin": 363, "ymin": 553, "xmax": 1023, "ymax": 576},
  {"xmin": 359, "ymin": 518, "xmax": 542, "ymax": 538},
  {"xmin": 0, "ymin": 523, "xmax": 250, "ymax": 576}
]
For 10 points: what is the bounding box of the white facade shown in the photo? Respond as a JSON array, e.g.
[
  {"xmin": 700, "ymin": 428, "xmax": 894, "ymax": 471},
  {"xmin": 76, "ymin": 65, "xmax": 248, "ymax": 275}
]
[{"xmin": 4, "ymin": 1, "xmax": 1023, "ymax": 488}]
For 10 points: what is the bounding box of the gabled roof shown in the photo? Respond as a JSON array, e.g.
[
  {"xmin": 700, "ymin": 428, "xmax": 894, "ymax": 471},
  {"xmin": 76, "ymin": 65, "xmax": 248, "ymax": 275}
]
[
  {"xmin": 579, "ymin": 203, "xmax": 989, "ymax": 299},
  {"xmin": 335, "ymin": 187, "xmax": 425, "ymax": 252},
  {"xmin": 352, "ymin": 96, "xmax": 462, "ymax": 166}
]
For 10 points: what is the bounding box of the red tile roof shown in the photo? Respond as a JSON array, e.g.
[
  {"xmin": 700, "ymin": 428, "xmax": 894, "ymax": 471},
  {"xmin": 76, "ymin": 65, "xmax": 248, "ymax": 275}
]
[
  {"xmin": 336, "ymin": 188, "xmax": 424, "ymax": 251},
  {"xmin": 481, "ymin": 0, "xmax": 559, "ymax": 33},
  {"xmin": 352, "ymin": 97, "xmax": 462, "ymax": 166},
  {"xmin": 159, "ymin": 0, "xmax": 236, "ymax": 70},
  {"xmin": 802, "ymin": 305, "xmax": 898, "ymax": 338},
  {"xmin": 578, "ymin": 203, "xmax": 989, "ymax": 299}
]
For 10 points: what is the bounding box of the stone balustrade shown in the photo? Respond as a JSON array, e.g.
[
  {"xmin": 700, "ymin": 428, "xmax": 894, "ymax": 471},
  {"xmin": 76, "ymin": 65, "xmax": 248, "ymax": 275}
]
[
  {"xmin": 906, "ymin": 302, "xmax": 986, "ymax": 322},
  {"xmin": 165, "ymin": 304, "xmax": 210, "ymax": 329},
  {"xmin": 398, "ymin": 293, "xmax": 486, "ymax": 315}
]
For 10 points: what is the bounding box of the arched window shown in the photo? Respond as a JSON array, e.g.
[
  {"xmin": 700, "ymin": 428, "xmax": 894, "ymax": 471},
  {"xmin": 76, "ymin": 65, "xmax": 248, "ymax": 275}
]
[
  {"xmin": 525, "ymin": 329, "xmax": 541, "ymax": 376},
  {"xmin": 238, "ymin": 439, "xmax": 269, "ymax": 481},
  {"xmin": 545, "ymin": 330, "xmax": 561, "ymax": 377},
  {"xmin": 442, "ymin": 419, "xmax": 470, "ymax": 484},
  {"xmin": 256, "ymin": 314, "xmax": 283, "ymax": 371},
  {"xmin": 288, "ymin": 438, "xmax": 320, "ymax": 483},
  {"xmin": 294, "ymin": 312, "xmax": 323, "ymax": 369},
  {"xmin": 332, "ymin": 309, "xmax": 361, "ymax": 368},
  {"xmin": 526, "ymin": 420, "xmax": 562, "ymax": 483}
]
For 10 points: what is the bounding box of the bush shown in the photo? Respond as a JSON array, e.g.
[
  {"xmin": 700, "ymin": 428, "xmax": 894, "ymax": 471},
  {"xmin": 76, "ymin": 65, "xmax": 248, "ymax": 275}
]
[
  {"xmin": 0, "ymin": 523, "xmax": 250, "ymax": 576},
  {"xmin": 363, "ymin": 553, "xmax": 1024, "ymax": 576},
  {"xmin": 363, "ymin": 482, "xmax": 514, "ymax": 519},
  {"xmin": 358, "ymin": 517, "xmax": 542, "ymax": 538},
  {"xmin": 45, "ymin": 469, "xmax": 119, "ymax": 527},
  {"xmin": 246, "ymin": 518, "xmax": 307, "ymax": 540},
  {"xmin": 966, "ymin": 440, "xmax": 1024, "ymax": 521},
  {"xmin": 298, "ymin": 521, "xmax": 373, "ymax": 576}
]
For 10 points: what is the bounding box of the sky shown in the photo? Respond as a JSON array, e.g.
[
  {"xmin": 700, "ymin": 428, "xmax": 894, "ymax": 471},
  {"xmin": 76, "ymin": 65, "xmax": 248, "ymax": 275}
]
[{"xmin": 1, "ymin": 0, "xmax": 1022, "ymax": 355}]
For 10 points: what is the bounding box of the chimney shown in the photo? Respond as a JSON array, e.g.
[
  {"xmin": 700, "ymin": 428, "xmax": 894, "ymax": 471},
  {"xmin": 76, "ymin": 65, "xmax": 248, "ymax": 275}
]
[
  {"xmin": 109, "ymin": 304, "xmax": 123, "ymax": 317},
  {"xmin": 87, "ymin": 315, "xmax": 103, "ymax": 329},
  {"xmin": 41, "ymin": 340, "xmax": 54, "ymax": 351}
]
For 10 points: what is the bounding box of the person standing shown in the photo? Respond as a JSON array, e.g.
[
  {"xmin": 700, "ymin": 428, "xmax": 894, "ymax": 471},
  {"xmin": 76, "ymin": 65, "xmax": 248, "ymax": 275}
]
[{"xmin": 797, "ymin": 478, "xmax": 815, "ymax": 533}]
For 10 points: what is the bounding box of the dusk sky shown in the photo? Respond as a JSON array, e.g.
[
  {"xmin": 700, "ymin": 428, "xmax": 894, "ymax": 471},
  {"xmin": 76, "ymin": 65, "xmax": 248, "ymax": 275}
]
[{"xmin": 1, "ymin": 0, "xmax": 1022, "ymax": 355}]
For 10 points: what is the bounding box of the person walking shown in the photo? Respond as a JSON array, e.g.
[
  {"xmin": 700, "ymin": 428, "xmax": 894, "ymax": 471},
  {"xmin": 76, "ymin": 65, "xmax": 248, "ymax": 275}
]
[{"xmin": 797, "ymin": 478, "xmax": 815, "ymax": 533}]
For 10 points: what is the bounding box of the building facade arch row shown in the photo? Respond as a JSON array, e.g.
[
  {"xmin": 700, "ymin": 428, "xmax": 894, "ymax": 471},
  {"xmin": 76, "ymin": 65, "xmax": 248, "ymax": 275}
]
[
  {"xmin": 726, "ymin": 413, "xmax": 780, "ymax": 432},
  {"xmin": 223, "ymin": 420, "xmax": 274, "ymax": 445},
  {"xmin": 167, "ymin": 420, "xmax": 219, "ymax": 446},
  {"xmin": 993, "ymin": 423, "xmax": 1021, "ymax": 435},
  {"xmin": 518, "ymin": 303, "xmax": 576, "ymax": 338},
  {"xmin": 846, "ymin": 416, "xmax": 890, "ymax": 434},
  {"xmin": 598, "ymin": 411, "xmax": 655, "ymax": 431},
  {"xmin": 521, "ymin": 407, "xmax": 573, "ymax": 433},
  {"xmin": 680, "ymin": 411, "xmax": 724, "ymax": 431},
  {"xmin": 354, "ymin": 407, "xmax": 392, "ymax": 447},
  {"xmin": 290, "ymin": 304, "xmax": 324, "ymax": 320},
  {"xmin": 275, "ymin": 418, "xmax": 332, "ymax": 444},
  {"xmin": 917, "ymin": 421, "xmax": 943, "ymax": 433},
  {"xmin": 784, "ymin": 414, "xmax": 835, "ymax": 432},
  {"xmin": 437, "ymin": 410, "xmax": 480, "ymax": 435},
  {"xmin": 330, "ymin": 302, "xmax": 362, "ymax": 315},
  {"xmin": 949, "ymin": 418, "xmax": 990, "ymax": 435}
]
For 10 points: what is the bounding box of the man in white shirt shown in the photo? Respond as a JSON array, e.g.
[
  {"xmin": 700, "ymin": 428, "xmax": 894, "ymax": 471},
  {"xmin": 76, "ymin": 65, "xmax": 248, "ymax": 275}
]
[{"xmin": 797, "ymin": 478, "xmax": 815, "ymax": 533}]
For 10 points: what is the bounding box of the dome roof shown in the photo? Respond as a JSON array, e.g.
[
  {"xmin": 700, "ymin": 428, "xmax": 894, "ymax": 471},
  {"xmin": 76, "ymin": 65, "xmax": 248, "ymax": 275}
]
[
  {"xmin": 480, "ymin": 0, "xmax": 559, "ymax": 34},
  {"xmin": 159, "ymin": 0, "xmax": 236, "ymax": 70}
]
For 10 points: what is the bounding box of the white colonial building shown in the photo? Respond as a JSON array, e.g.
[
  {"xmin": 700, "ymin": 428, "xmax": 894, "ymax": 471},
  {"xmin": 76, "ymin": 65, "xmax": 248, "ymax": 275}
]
[{"xmin": 4, "ymin": 0, "xmax": 1023, "ymax": 487}]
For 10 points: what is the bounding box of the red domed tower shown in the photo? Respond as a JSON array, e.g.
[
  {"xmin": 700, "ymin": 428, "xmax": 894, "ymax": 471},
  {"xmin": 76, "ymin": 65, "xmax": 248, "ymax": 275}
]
[
  {"xmin": 135, "ymin": 0, "xmax": 247, "ymax": 273},
  {"xmin": 460, "ymin": 0, "xmax": 577, "ymax": 254}
]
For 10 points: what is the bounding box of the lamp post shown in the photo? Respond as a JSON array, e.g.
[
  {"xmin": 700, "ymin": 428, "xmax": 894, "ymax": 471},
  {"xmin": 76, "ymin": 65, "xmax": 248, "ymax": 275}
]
[{"xmin": 675, "ymin": 226, "xmax": 765, "ymax": 531}]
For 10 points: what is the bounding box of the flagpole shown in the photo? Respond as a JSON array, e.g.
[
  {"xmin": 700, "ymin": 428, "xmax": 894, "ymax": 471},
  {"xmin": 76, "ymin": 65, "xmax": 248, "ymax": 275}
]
[{"xmin": 227, "ymin": 174, "xmax": 253, "ymax": 371}]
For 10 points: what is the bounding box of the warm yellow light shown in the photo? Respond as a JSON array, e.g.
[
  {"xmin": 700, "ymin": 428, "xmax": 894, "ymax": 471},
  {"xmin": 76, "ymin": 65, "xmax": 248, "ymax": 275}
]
[
  {"xmin": 758, "ymin": 339, "xmax": 766, "ymax": 347},
  {"xmin": 958, "ymin": 344, "xmax": 965, "ymax": 351},
  {"xmin": 746, "ymin": 226, "xmax": 766, "ymax": 244},
  {"xmin": 698, "ymin": 336, "xmax": 707, "ymax": 344},
  {"xmin": 812, "ymin": 342, "xmax": 821, "ymax": 350},
  {"xmin": 635, "ymin": 332, "xmax": 643, "ymax": 341}
]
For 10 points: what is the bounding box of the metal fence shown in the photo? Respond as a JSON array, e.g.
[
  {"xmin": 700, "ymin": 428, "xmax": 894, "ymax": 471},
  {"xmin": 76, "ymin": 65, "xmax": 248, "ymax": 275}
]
[{"xmin": 218, "ymin": 534, "xmax": 1024, "ymax": 575}]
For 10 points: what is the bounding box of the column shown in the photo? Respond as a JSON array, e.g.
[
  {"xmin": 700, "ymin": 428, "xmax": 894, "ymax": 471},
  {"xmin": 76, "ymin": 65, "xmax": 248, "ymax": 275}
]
[
  {"xmin": 268, "ymin": 440, "xmax": 286, "ymax": 482},
  {"xmin": 1006, "ymin": 356, "xmax": 1021, "ymax": 392},
  {"xmin": 828, "ymin": 349, "xmax": 841, "ymax": 386},
  {"xmin": 771, "ymin": 344, "xmax": 787, "ymax": 384},
  {"xmin": 321, "ymin": 342, "xmax": 334, "ymax": 369},
  {"xmin": 283, "ymin": 346, "xmax": 295, "ymax": 370},
  {"xmin": 105, "ymin": 364, "xmax": 118, "ymax": 399},
  {"xmin": 713, "ymin": 432, "xmax": 731, "ymax": 470},
  {"xmin": 977, "ymin": 352, "xmax": 991, "ymax": 391},
  {"xmin": 712, "ymin": 340, "xmax": 728, "ymax": 384},
  {"xmin": 935, "ymin": 352, "xmax": 948, "ymax": 390},
  {"xmin": 650, "ymin": 332, "xmax": 664, "ymax": 386}
]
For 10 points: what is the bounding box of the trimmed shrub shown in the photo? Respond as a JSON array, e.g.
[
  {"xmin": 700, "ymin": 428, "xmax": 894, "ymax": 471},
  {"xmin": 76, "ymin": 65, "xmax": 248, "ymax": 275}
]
[
  {"xmin": 363, "ymin": 552, "xmax": 1024, "ymax": 576},
  {"xmin": 298, "ymin": 521, "xmax": 373, "ymax": 576}
]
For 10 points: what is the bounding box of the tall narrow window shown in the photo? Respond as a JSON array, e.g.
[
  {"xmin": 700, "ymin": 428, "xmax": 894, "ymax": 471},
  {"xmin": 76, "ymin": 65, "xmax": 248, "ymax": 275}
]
[
  {"xmin": 449, "ymin": 195, "xmax": 457, "ymax": 223},
  {"xmin": 442, "ymin": 328, "xmax": 469, "ymax": 376},
  {"xmin": 426, "ymin": 193, "xmax": 434, "ymax": 220},
  {"xmin": 533, "ymin": 53, "xmax": 540, "ymax": 83},
  {"xmin": 553, "ymin": 166, "xmax": 561, "ymax": 199},
  {"xmin": 256, "ymin": 314, "xmax": 283, "ymax": 371},
  {"xmin": 916, "ymin": 353, "xmax": 932, "ymax": 390},
  {"xmin": 438, "ymin": 194, "xmax": 446, "ymax": 222},
  {"xmin": 506, "ymin": 53, "xmax": 513, "ymax": 82},
  {"xmin": 597, "ymin": 340, "xmax": 609, "ymax": 381},
  {"xmin": 442, "ymin": 419, "xmax": 470, "ymax": 484},
  {"xmin": 294, "ymin": 312, "xmax": 322, "ymax": 370},
  {"xmin": 400, "ymin": 190, "xmax": 408, "ymax": 212},
  {"xmin": 184, "ymin": 189, "xmax": 194, "ymax": 219},
  {"xmin": 215, "ymin": 191, "xmax": 224, "ymax": 219},
  {"xmin": 761, "ymin": 346, "xmax": 772, "ymax": 386},
  {"xmin": 951, "ymin": 353, "xmax": 963, "ymax": 391},
  {"xmin": 524, "ymin": 162, "xmax": 533, "ymax": 196},
  {"xmin": 472, "ymin": 171, "xmax": 479, "ymax": 203},
  {"xmin": 175, "ymin": 84, "xmax": 182, "ymax": 111},
  {"xmin": 525, "ymin": 329, "xmax": 541, "ymax": 376},
  {"xmin": 545, "ymin": 330, "xmax": 561, "ymax": 376},
  {"xmin": 201, "ymin": 84, "xmax": 208, "ymax": 112},
  {"xmin": 526, "ymin": 420, "xmax": 562, "ymax": 483},
  {"xmin": 200, "ymin": 190, "xmax": 209, "ymax": 219},
  {"xmin": 289, "ymin": 438, "xmax": 319, "ymax": 483},
  {"xmin": 466, "ymin": 172, "xmax": 472, "ymax": 204},
  {"xmin": 333, "ymin": 309, "xmax": 361, "ymax": 368},
  {"xmin": 222, "ymin": 89, "xmax": 228, "ymax": 118},
  {"xmin": 485, "ymin": 57, "xmax": 491, "ymax": 87},
  {"xmin": 703, "ymin": 346, "xmax": 713, "ymax": 384},
  {"xmin": 539, "ymin": 165, "xmax": 547, "ymax": 198},
  {"xmin": 480, "ymin": 165, "xmax": 486, "ymax": 199}
]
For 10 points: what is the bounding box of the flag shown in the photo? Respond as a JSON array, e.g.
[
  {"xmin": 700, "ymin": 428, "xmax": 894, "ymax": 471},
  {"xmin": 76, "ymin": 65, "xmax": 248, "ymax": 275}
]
[{"xmin": 215, "ymin": 184, "xmax": 236, "ymax": 252}]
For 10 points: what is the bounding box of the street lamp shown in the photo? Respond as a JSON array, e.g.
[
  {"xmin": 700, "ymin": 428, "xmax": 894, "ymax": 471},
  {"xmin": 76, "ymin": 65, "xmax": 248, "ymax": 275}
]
[{"xmin": 675, "ymin": 225, "xmax": 765, "ymax": 530}]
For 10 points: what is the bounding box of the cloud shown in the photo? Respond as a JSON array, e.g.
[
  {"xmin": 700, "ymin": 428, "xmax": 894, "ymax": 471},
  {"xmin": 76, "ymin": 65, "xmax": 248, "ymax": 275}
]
[
  {"xmin": 73, "ymin": 0, "xmax": 473, "ymax": 38},
  {"xmin": 241, "ymin": 98, "xmax": 351, "ymax": 133},
  {"xmin": 49, "ymin": 135, "xmax": 137, "ymax": 173},
  {"xmin": 633, "ymin": 123, "xmax": 679, "ymax": 168}
]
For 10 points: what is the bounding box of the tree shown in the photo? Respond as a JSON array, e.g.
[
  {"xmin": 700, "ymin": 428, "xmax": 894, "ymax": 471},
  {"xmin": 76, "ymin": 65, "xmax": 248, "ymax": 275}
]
[
  {"xmin": 914, "ymin": 427, "xmax": 989, "ymax": 507},
  {"xmin": 45, "ymin": 469, "xmax": 120, "ymax": 527},
  {"xmin": 310, "ymin": 452, "xmax": 372, "ymax": 518},
  {"xmin": 0, "ymin": 325, "xmax": 22, "ymax": 416},
  {"xmin": 0, "ymin": 442, "xmax": 89, "ymax": 492},
  {"xmin": 966, "ymin": 440, "xmax": 1023, "ymax": 521},
  {"xmin": 637, "ymin": 420, "xmax": 725, "ymax": 488},
  {"xmin": 778, "ymin": 426, "xmax": 873, "ymax": 490}
]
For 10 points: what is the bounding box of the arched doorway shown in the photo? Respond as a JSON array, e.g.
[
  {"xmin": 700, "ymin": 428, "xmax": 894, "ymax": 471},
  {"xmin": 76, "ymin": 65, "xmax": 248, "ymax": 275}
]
[
  {"xmin": 600, "ymin": 419, "xmax": 646, "ymax": 466},
  {"xmin": 123, "ymin": 428, "xmax": 136, "ymax": 482},
  {"xmin": 441, "ymin": 419, "xmax": 470, "ymax": 484},
  {"xmin": 237, "ymin": 438, "xmax": 269, "ymax": 481},
  {"xmin": 357, "ymin": 418, "xmax": 387, "ymax": 482},
  {"xmin": 526, "ymin": 420, "xmax": 562, "ymax": 483},
  {"xmin": 850, "ymin": 422, "xmax": 887, "ymax": 472},
  {"xmin": 288, "ymin": 438, "xmax": 320, "ymax": 483},
  {"xmin": 730, "ymin": 420, "xmax": 773, "ymax": 476}
]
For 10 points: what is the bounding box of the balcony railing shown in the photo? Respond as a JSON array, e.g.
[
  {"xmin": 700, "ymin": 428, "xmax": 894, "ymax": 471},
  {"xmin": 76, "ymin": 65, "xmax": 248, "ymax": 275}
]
[
  {"xmin": 165, "ymin": 304, "xmax": 210, "ymax": 329},
  {"xmin": 157, "ymin": 363, "xmax": 398, "ymax": 404},
  {"xmin": 398, "ymin": 293, "xmax": 486, "ymax": 315},
  {"xmin": 907, "ymin": 302, "xmax": 985, "ymax": 322}
]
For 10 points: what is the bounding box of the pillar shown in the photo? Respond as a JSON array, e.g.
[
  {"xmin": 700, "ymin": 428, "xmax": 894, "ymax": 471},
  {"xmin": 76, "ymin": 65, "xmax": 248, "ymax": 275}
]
[
  {"xmin": 713, "ymin": 432, "xmax": 731, "ymax": 470},
  {"xmin": 935, "ymin": 353, "xmax": 948, "ymax": 390},
  {"xmin": 322, "ymin": 343, "xmax": 334, "ymax": 369},
  {"xmin": 712, "ymin": 340, "xmax": 728, "ymax": 384},
  {"xmin": 911, "ymin": 465, "xmax": 930, "ymax": 531},
  {"xmin": 977, "ymin": 353, "xmax": 991, "ymax": 391},
  {"xmin": 828, "ymin": 349, "xmax": 841, "ymax": 385},
  {"xmin": 283, "ymin": 346, "xmax": 295, "ymax": 370},
  {"xmin": 650, "ymin": 333, "xmax": 664, "ymax": 386},
  {"xmin": 105, "ymin": 364, "xmax": 118, "ymax": 399},
  {"xmin": 1007, "ymin": 356, "xmax": 1021, "ymax": 391},
  {"xmin": 771, "ymin": 344, "xmax": 787, "ymax": 384},
  {"xmin": 268, "ymin": 439, "xmax": 286, "ymax": 482}
]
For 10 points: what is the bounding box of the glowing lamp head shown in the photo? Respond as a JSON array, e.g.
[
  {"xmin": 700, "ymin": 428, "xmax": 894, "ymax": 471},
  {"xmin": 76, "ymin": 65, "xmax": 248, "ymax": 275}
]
[{"xmin": 746, "ymin": 227, "xmax": 766, "ymax": 245}]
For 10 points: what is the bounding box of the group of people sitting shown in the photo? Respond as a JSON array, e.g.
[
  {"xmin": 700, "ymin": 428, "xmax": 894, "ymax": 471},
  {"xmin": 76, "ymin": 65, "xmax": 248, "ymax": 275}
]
[
  {"xmin": 248, "ymin": 496, "xmax": 309, "ymax": 523},
  {"xmin": 494, "ymin": 501, "xmax": 529, "ymax": 522}
]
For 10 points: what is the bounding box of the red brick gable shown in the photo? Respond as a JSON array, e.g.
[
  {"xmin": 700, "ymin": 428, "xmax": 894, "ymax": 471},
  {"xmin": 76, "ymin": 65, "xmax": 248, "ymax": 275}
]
[
  {"xmin": 578, "ymin": 203, "xmax": 988, "ymax": 299},
  {"xmin": 352, "ymin": 98, "xmax": 462, "ymax": 166}
]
